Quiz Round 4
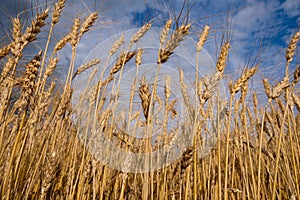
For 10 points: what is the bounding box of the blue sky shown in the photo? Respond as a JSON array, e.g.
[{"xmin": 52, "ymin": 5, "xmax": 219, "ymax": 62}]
[{"xmin": 0, "ymin": 0, "xmax": 299, "ymax": 98}]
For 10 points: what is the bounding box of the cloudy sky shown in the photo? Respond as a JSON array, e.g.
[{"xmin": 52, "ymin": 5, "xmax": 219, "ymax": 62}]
[{"xmin": 0, "ymin": 0, "xmax": 299, "ymax": 98}]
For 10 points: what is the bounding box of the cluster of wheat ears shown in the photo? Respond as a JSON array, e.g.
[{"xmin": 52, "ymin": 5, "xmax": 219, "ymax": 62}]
[{"xmin": 0, "ymin": 1, "xmax": 300, "ymax": 199}]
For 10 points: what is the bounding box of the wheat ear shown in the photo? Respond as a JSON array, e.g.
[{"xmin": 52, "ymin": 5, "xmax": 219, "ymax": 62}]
[
  {"xmin": 196, "ymin": 25, "xmax": 210, "ymax": 52},
  {"xmin": 286, "ymin": 31, "xmax": 300, "ymax": 76}
]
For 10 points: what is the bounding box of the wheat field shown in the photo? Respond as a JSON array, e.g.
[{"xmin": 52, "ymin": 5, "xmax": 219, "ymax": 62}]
[{"xmin": 0, "ymin": 1, "xmax": 299, "ymax": 199}]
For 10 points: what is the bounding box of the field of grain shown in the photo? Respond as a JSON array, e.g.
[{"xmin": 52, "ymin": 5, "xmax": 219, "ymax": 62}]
[{"xmin": 0, "ymin": 1, "xmax": 299, "ymax": 199}]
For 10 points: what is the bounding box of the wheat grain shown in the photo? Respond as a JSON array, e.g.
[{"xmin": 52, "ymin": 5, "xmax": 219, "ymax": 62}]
[
  {"xmin": 110, "ymin": 51, "xmax": 136, "ymax": 75},
  {"xmin": 286, "ymin": 31, "xmax": 300, "ymax": 65},
  {"xmin": 158, "ymin": 24, "xmax": 191, "ymax": 64},
  {"xmin": 293, "ymin": 65, "xmax": 300, "ymax": 85},
  {"xmin": 179, "ymin": 69, "xmax": 194, "ymax": 118},
  {"xmin": 0, "ymin": 57, "xmax": 15, "ymax": 82},
  {"xmin": 52, "ymin": 0, "xmax": 65, "ymax": 24},
  {"xmin": 216, "ymin": 42, "xmax": 230, "ymax": 74},
  {"xmin": 164, "ymin": 76, "xmax": 171, "ymax": 100},
  {"xmin": 130, "ymin": 23, "xmax": 151, "ymax": 44},
  {"xmin": 70, "ymin": 18, "xmax": 81, "ymax": 48},
  {"xmin": 109, "ymin": 34, "xmax": 125, "ymax": 56},
  {"xmin": 16, "ymin": 51, "xmax": 42, "ymax": 110},
  {"xmin": 41, "ymin": 151, "xmax": 58, "ymax": 199},
  {"xmin": 291, "ymin": 93, "xmax": 300, "ymax": 112},
  {"xmin": 266, "ymin": 77, "xmax": 290, "ymax": 99},
  {"xmin": 196, "ymin": 25, "xmax": 210, "ymax": 52},
  {"xmin": 54, "ymin": 34, "xmax": 70, "ymax": 54},
  {"xmin": 0, "ymin": 44, "xmax": 11, "ymax": 59},
  {"xmin": 72, "ymin": 59, "xmax": 100, "ymax": 80},
  {"xmin": 160, "ymin": 19, "xmax": 172, "ymax": 47},
  {"xmin": 80, "ymin": 12, "xmax": 98, "ymax": 38},
  {"xmin": 22, "ymin": 9, "xmax": 49, "ymax": 43},
  {"xmin": 230, "ymin": 66, "xmax": 256, "ymax": 95},
  {"xmin": 139, "ymin": 76, "xmax": 151, "ymax": 120},
  {"xmin": 12, "ymin": 18, "xmax": 21, "ymax": 41},
  {"xmin": 135, "ymin": 49, "xmax": 143, "ymax": 66},
  {"xmin": 180, "ymin": 146, "xmax": 193, "ymax": 174},
  {"xmin": 44, "ymin": 57, "xmax": 59, "ymax": 78}
]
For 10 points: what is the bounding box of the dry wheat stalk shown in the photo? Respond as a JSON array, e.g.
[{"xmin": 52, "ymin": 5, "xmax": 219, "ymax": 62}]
[
  {"xmin": 79, "ymin": 12, "xmax": 98, "ymax": 38},
  {"xmin": 40, "ymin": 56, "xmax": 59, "ymax": 92},
  {"xmin": 37, "ymin": 81, "xmax": 56, "ymax": 112},
  {"xmin": 230, "ymin": 66, "xmax": 257, "ymax": 95},
  {"xmin": 44, "ymin": 57, "xmax": 59, "ymax": 78},
  {"xmin": 240, "ymin": 81, "xmax": 249, "ymax": 103},
  {"xmin": 57, "ymin": 85, "xmax": 73, "ymax": 116},
  {"xmin": 158, "ymin": 24, "xmax": 191, "ymax": 64},
  {"xmin": 109, "ymin": 34, "xmax": 125, "ymax": 56},
  {"xmin": 0, "ymin": 44, "xmax": 11, "ymax": 59},
  {"xmin": 196, "ymin": 25, "xmax": 210, "ymax": 52},
  {"xmin": 41, "ymin": 151, "xmax": 58, "ymax": 199},
  {"xmin": 0, "ymin": 57, "xmax": 15, "ymax": 82},
  {"xmin": 295, "ymin": 114, "xmax": 300, "ymax": 134},
  {"xmin": 110, "ymin": 51, "xmax": 136, "ymax": 75},
  {"xmin": 139, "ymin": 76, "xmax": 151, "ymax": 120},
  {"xmin": 83, "ymin": 158, "xmax": 93, "ymax": 195},
  {"xmin": 179, "ymin": 69, "xmax": 194, "ymax": 118},
  {"xmin": 12, "ymin": 18, "xmax": 21, "ymax": 41},
  {"xmin": 286, "ymin": 31, "xmax": 300, "ymax": 65},
  {"xmin": 54, "ymin": 33, "xmax": 71, "ymax": 53},
  {"xmin": 21, "ymin": 9, "xmax": 49, "ymax": 43},
  {"xmin": 10, "ymin": 10, "xmax": 48, "ymax": 58},
  {"xmin": 293, "ymin": 65, "xmax": 300, "ymax": 85},
  {"xmin": 135, "ymin": 49, "xmax": 143, "ymax": 66},
  {"xmin": 164, "ymin": 76, "xmax": 171, "ymax": 100},
  {"xmin": 180, "ymin": 146, "xmax": 193, "ymax": 174},
  {"xmin": 52, "ymin": 0, "xmax": 65, "ymax": 24},
  {"xmin": 275, "ymin": 98, "xmax": 285, "ymax": 115},
  {"xmin": 291, "ymin": 93, "xmax": 300, "ymax": 112},
  {"xmin": 263, "ymin": 78, "xmax": 271, "ymax": 98},
  {"xmin": 198, "ymin": 72, "xmax": 222, "ymax": 106},
  {"xmin": 15, "ymin": 51, "xmax": 42, "ymax": 110},
  {"xmin": 263, "ymin": 76, "xmax": 290, "ymax": 99},
  {"xmin": 169, "ymin": 99, "xmax": 178, "ymax": 119},
  {"xmin": 72, "ymin": 59, "xmax": 100, "ymax": 80},
  {"xmin": 90, "ymin": 76, "xmax": 113, "ymax": 102},
  {"xmin": 216, "ymin": 42, "xmax": 230, "ymax": 74},
  {"xmin": 70, "ymin": 18, "xmax": 81, "ymax": 48},
  {"xmin": 160, "ymin": 19, "xmax": 172, "ymax": 47},
  {"xmin": 253, "ymin": 92, "xmax": 258, "ymax": 108},
  {"xmin": 130, "ymin": 23, "xmax": 151, "ymax": 44}
]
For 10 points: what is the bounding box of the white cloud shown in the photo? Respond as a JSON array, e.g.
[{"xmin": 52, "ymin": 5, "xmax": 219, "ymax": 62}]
[{"xmin": 280, "ymin": 0, "xmax": 300, "ymax": 18}]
